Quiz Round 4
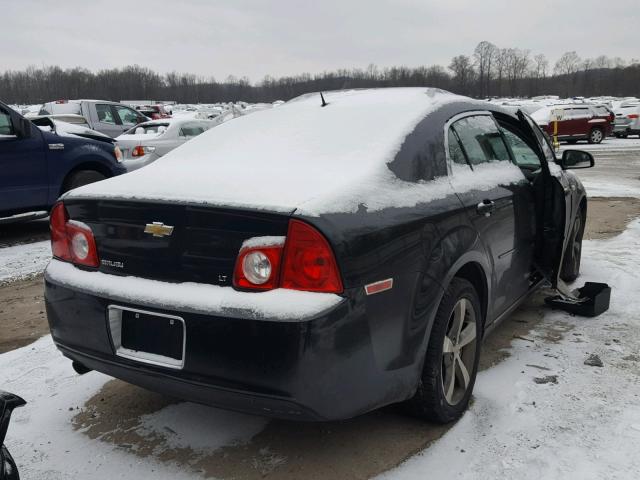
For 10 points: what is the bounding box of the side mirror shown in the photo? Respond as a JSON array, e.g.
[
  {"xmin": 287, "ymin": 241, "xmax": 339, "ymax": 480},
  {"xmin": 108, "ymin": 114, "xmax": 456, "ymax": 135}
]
[{"xmin": 560, "ymin": 150, "xmax": 594, "ymax": 170}]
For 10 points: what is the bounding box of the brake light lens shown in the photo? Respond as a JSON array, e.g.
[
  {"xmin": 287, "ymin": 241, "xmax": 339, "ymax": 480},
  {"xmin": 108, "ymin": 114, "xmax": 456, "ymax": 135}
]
[
  {"xmin": 132, "ymin": 145, "xmax": 156, "ymax": 157},
  {"xmin": 628, "ymin": 114, "xmax": 639, "ymax": 119},
  {"xmin": 114, "ymin": 145, "xmax": 123, "ymax": 162},
  {"xmin": 281, "ymin": 220, "xmax": 343, "ymax": 293},
  {"xmin": 50, "ymin": 202, "xmax": 71, "ymax": 261},
  {"xmin": 233, "ymin": 220, "xmax": 343, "ymax": 294},
  {"xmin": 49, "ymin": 202, "xmax": 99, "ymax": 268}
]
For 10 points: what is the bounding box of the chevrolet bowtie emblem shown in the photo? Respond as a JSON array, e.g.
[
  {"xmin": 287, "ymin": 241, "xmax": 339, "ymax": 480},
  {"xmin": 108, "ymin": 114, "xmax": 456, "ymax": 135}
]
[{"xmin": 144, "ymin": 222, "xmax": 174, "ymax": 237}]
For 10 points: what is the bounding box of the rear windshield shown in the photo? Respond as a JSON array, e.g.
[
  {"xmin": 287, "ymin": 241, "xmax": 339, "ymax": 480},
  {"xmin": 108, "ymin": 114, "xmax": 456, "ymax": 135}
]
[
  {"xmin": 592, "ymin": 106, "xmax": 610, "ymax": 116},
  {"xmin": 123, "ymin": 123, "xmax": 170, "ymax": 135}
]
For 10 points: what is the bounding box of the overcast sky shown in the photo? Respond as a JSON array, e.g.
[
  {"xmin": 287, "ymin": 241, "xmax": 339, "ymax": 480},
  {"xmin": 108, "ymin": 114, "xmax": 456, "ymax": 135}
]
[{"xmin": 4, "ymin": 0, "xmax": 638, "ymax": 81}]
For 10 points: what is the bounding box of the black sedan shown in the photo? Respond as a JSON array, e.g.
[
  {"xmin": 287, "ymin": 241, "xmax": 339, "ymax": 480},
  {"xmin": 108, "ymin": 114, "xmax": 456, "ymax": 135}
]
[{"xmin": 45, "ymin": 88, "xmax": 592, "ymax": 422}]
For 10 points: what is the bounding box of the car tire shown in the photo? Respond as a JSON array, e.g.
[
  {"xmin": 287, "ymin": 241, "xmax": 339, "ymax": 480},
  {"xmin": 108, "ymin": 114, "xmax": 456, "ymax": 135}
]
[
  {"xmin": 560, "ymin": 208, "xmax": 585, "ymax": 282},
  {"xmin": 63, "ymin": 170, "xmax": 106, "ymax": 193},
  {"xmin": 404, "ymin": 277, "xmax": 482, "ymax": 424},
  {"xmin": 588, "ymin": 128, "xmax": 604, "ymax": 144}
]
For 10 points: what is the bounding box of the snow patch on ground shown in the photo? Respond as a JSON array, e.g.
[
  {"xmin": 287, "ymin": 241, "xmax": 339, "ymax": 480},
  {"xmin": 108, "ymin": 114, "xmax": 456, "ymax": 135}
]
[
  {"xmin": 0, "ymin": 241, "xmax": 51, "ymax": 284},
  {"xmin": 561, "ymin": 137, "xmax": 640, "ymax": 152},
  {"xmin": 378, "ymin": 220, "xmax": 640, "ymax": 480},
  {"xmin": 0, "ymin": 336, "xmax": 268, "ymax": 479}
]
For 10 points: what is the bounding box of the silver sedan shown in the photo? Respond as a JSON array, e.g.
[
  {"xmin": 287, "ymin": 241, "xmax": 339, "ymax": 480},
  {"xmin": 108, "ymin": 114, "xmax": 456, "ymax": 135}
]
[{"xmin": 116, "ymin": 118, "xmax": 214, "ymax": 171}]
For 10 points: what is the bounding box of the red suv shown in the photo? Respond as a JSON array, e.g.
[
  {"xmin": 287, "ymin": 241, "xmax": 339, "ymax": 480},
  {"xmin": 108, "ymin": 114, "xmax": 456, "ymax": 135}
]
[{"xmin": 531, "ymin": 104, "xmax": 614, "ymax": 144}]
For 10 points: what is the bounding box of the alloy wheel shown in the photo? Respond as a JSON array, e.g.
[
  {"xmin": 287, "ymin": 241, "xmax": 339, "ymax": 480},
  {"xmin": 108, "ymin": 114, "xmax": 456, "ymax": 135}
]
[
  {"xmin": 590, "ymin": 129, "xmax": 603, "ymax": 143},
  {"xmin": 441, "ymin": 297, "xmax": 477, "ymax": 406}
]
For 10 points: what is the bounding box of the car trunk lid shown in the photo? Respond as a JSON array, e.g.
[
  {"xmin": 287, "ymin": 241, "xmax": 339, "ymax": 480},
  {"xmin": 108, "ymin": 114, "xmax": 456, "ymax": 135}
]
[{"xmin": 64, "ymin": 199, "xmax": 290, "ymax": 286}]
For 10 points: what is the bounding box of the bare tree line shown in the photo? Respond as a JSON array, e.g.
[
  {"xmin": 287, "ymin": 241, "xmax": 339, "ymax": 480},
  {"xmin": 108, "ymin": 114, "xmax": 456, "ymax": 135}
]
[{"xmin": 1, "ymin": 42, "xmax": 639, "ymax": 105}]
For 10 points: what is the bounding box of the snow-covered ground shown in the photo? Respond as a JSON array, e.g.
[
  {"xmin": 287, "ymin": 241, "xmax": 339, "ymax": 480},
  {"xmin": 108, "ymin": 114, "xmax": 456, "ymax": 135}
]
[
  {"xmin": 3, "ymin": 217, "xmax": 640, "ymax": 479},
  {"xmin": 0, "ymin": 336, "xmax": 268, "ymax": 479},
  {"xmin": 561, "ymin": 137, "xmax": 640, "ymax": 152},
  {"xmin": 379, "ymin": 220, "xmax": 640, "ymax": 480},
  {"xmin": 0, "ymin": 240, "xmax": 51, "ymax": 284},
  {"xmin": 1, "ymin": 136, "xmax": 639, "ymax": 479}
]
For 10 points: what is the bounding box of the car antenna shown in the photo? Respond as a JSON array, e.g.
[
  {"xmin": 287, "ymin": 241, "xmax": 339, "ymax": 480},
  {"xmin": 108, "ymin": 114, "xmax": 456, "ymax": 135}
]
[{"xmin": 320, "ymin": 92, "xmax": 328, "ymax": 107}]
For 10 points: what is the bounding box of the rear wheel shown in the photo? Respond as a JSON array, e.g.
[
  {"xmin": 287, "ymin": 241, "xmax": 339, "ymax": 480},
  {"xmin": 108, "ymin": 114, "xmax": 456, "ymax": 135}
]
[
  {"xmin": 62, "ymin": 170, "xmax": 106, "ymax": 193},
  {"xmin": 588, "ymin": 128, "xmax": 604, "ymax": 144},
  {"xmin": 405, "ymin": 278, "xmax": 482, "ymax": 423},
  {"xmin": 560, "ymin": 208, "xmax": 585, "ymax": 282}
]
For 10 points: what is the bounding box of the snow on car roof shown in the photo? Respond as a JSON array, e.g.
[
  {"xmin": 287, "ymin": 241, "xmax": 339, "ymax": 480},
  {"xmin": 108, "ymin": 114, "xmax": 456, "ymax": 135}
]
[{"xmin": 66, "ymin": 88, "xmax": 467, "ymax": 214}]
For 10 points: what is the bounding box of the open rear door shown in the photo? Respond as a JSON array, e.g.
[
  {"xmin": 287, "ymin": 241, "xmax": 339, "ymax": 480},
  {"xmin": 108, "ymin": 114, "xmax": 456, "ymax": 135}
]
[{"xmin": 516, "ymin": 110, "xmax": 611, "ymax": 317}]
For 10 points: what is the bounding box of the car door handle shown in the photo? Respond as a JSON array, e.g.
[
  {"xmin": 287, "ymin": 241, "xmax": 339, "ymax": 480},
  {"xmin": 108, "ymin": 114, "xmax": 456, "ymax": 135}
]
[{"xmin": 476, "ymin": 200, "xmax": 495, "ymax": 216}]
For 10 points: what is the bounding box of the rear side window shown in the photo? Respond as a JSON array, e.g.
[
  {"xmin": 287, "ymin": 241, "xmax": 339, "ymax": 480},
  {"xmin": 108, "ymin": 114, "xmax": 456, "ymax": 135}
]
[
  {"xmin": 593, "ymin": 106, "xmax": 609, "ymax": 116},
  {"xmin": 96, "ymin": 104, "xmax": 116, "ymax": 124},
  {"xmin": 568, "ymin": 107, "xmax": 591, "ymax": 119},
  {"xmin": 0, "ymin": 109, "xmax": 14, "ymax": 136},
  {"xmin": 180, "ymin": 124, "xmax": 206, "ymax": 137},
  {"xmin": 451, "ymin": 115, "xmax": 510, "ymax": 166}
]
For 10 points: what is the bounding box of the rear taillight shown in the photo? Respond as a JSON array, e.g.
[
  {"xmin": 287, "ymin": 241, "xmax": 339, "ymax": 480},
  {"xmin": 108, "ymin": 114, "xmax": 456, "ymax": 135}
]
[
  {"xmin": 233, "ymin": 220, "xmax": 343, "ymax": 294},
  {"xmin": 50, "ymin": 202, "xmax": 71, "ymax": 261},
  {"xmin": 628, "ymin": 114, "xmax": 639, "ymax": 119},
  {"xmin": 281, "ymin": 220, "xmax": 343, "ymax": 293},
  {"xmin": 132, "ymin": 145, "xmax": 155, "ymax": 157},
  {"xmin": 234, "ymin": 245, "xmax": 283, "ymax": 291},
  {"xmin": 49, "ymin": 202, "xmax": 99, "ymax": 268}
]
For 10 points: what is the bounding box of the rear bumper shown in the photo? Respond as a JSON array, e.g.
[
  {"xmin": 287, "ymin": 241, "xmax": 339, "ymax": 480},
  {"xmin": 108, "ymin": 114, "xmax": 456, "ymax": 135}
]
[
  {"xmin": 122, "ymin": 153, "xmax": 159, "ymax": 172},
  {"xmin": 613, "ymin": 123, "xmax": 638, "ymax": 134},
  {"xmin": 45, "ymin": 261, "xmax": 431, "ymax": 421}
]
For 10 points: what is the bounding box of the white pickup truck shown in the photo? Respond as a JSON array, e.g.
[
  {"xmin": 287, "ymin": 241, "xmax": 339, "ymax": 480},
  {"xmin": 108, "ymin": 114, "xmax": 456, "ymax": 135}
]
[{"xmin": 39, "ymin": 100, "xmax": 149, "ymax": 138}]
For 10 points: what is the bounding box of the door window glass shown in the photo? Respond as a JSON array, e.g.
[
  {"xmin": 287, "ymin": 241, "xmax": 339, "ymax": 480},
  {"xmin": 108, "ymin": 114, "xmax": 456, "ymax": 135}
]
[
  {"xmin": 114, "ymin": 106, "xmax": 139, "ymax": 127},
  {"xmin": 0, "ymin": 109, "xmax": 14, "ymax": 136},
  {"xmin": 501, "ymin": 128, "xmax": 541, "ymax": 169},
  {"xmin": 452, "ymin": 115, "xmax": 511, "ymax": 166},
  {"xmin": 96, "ymin": 104, "xmax": 116, "ymax": 124}
]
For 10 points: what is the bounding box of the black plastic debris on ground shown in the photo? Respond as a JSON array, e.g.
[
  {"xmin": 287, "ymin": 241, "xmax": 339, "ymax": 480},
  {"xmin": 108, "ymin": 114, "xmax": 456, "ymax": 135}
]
[{"xmin": 545, "ymin": 282, "xmax": 611, "ymax": 317}]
